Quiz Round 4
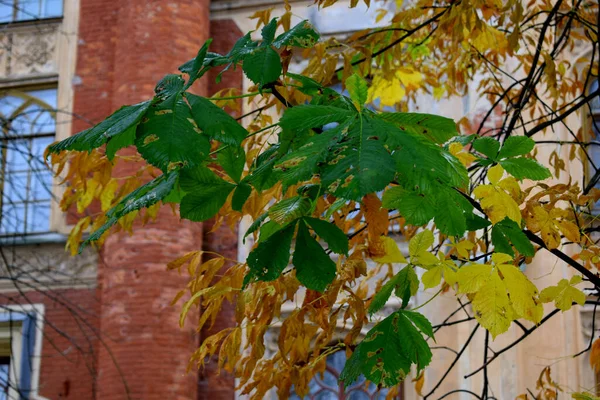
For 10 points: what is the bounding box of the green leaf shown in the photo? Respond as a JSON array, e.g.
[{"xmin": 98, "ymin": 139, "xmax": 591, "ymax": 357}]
[
  {"xmin": 433, "ymin": 188, "xmax": 468, "ymax": 236},
  {"xmin": 273, "ymin": 20, "xmax": 320, "ymax": 48},
  {"xmin": 368, "ymin": 274, "xmax": 399, "ymax": 315},
  {"xmin": 292, "ymin": 220, "xmax": 336, "ymax": 292},
  {"xmin": 179, "ymin": 39, "xmax": 213, "ymax": 90},
  {"xmin": 378, "ymin": 112, "xmax": 458, "ymax": 144},
  {"xmin": 340, "ymin": 310, "xmax": 433, "ymax": 387},
  {"xmin": 232, "ymin": 183, "xmax": 252, "ymax": 212},
  {"xmin": 105, "ymin": 125, "xmax": 136, "ymax": 160},
  {"xmin": 382, "ymin": 187, "xmax": 435, "ymax": 226},
  {"xmin": 304, "ymin": 217, "xmax": 349, "ymax": 255},
  {"xmin": 346, "ymin": 74, "xmax": 368, "ymax": 108},
  {"xmin": 242, "ymin": 46, "xmax": 282, "ymax": 86},
  {"xmin": 246, "ymin": 223, "xmax": 295, "ymax": 282},
  {"xmin": 154, "ymin": 74, "xmax": 185, "ymax": 100},
  {"xmin": 268, "ymin": 196, "xmax": 312, "ymax": 225},
  {"xmin": 500, "ymin": 157, "xmax": 551, "ymax": 181},
  {"xmin": 81, "ymin": 171, "xmax": 178, "ymax": 250},
  {"xmin": 394, "ymin": 265, "xmax": 419, "ymax": 308},
  {"xmin": 261, "ymin": 18, "xmax": 278, "ymax": 45},
  {"xmin": 216, "ymin": 145, "xmax": 246, "ymax": 183},
  {"xmin": 243, "ymin": 212, "xmax": 268, "ymax": 242},
  {"xmin": 135, "ymin": 94, "xmax": 210, "ymax": 172},
  {"xmin": 321, "ymin": 118, "xmax": 396, "ymax": 201},
  {"xmin": 498, "ymin": 136, "xmax": 535, "ymax": 159},
  {"xmin": 465, "ymin": 212, "xmax": 491, "ymax": 231},
  {"xmin": 403, "ymin": 310, "xmax": 435, "ymax": 340},
  {"xmin": 492, "ymin": 217, "xmax": 535, "ymax": 257},
  {"xmin": 275, "ymin": 121, "xmax": 349, "ymax": 186},
  {"xmin": 179, "ymin": 166, "xmax": 235, "ymax": 222},
  {"xmin": 473, "ymin": 137, "xmax": 500, "ymax": 160},
  {"xmin": 47, "ymin": 101, "xmax": 151, "ymax": 154},
  {"xmin": 185, "ymin": 93, "xmax": 248, "ymax": 146},
  {"xmin": 279, "ymin": 104, "xmax": 355, "ymax": 132}
]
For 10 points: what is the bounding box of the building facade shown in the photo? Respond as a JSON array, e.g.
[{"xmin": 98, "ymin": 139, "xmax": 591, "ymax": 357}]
[{"xmin": 0, "ymin": 0, "xmax": 596, "ymax": 399}]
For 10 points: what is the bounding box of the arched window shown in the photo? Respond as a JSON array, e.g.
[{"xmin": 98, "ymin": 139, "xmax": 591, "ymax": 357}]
[
  {"xmin": 290, "ymin": 351, "xmax": 403, "ymax": 400},
  {"xmin": 0, "ymin": 88, "xmax": 56, "ymax": 235}
]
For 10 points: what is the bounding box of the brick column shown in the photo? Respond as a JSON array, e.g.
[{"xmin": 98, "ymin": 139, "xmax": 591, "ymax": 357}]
[{"xmin": 73, "ymin": 1, "xmax": 210, "ymax": 399}]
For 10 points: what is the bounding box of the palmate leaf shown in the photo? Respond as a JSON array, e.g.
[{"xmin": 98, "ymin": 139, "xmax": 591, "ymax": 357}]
[
  {"xmin": 369, "ymin": 266, "xmax": 418, "ymax": 314},
  {"xmin": 47, "ymin": 101, "xmax": 151, "ymax": 156},
  {"xmin": 135, "ymin": 94, "xmax": 210, "ymax": 172},
  {"xmin": 292, "ymin": 220, "xmax": 336, "ymax": 292},
  {"xmin": 340, "ymin": 309, "xmax": 433, "ymax": 387},
  {"xmin": 216, "ymin": 145, "xmax": 246, "ymax": 183},
  {"xmin": 378, "ymin": 112, "xmax": 459, "ymax": 144},
  {"xmin": 346, "ymin": 74, "xmax": 368, "ymax": 108},
  {"xmin": 81, "ymin": 171, "xmax": 179, "ymax": 250},
  {"xmin": 179, "ymin": 166, "xmax": 235, "ymax": 222},
  {"xmin": 539, "ymin": 276, "xmax": 586, "ymax": 311},
  {"xmin": 185, "ymin": 93, "xmax": 248, "ymax": 146}
]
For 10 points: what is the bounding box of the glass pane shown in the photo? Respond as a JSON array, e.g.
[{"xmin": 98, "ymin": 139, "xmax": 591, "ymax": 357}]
[
  {"xmin": 0, "ymin": 203, "xmax": 25, "ymax": 234},
  {"xmin": 42, "ymin": 0, "xmax": 62, "ymax": 17},
  {"xmin": 30, "ymin": 136, "xmax": 54, "ymax": 169},
  {"xmin": 27, "ymin": 201, "xmax": 50, "ymax": 232},
  {"xmin": 347, "ymin": 391, "xmax": 370, "ymax": 400},
  {"xmin": 0, "ymin": 358, "xmax": 9, "ymax": 400},
  {"xmin": 0, "ymin": 3, "xmax": 15, "ymax": 23},
  {"xmin": 5, "ymin": 139, "xmax": 30, "ymax": 172},
  {"xmin": 30, "ymin": 170, "xmax": 52, "ymax": 201},
  {"xmin": 11, "ymin": 89, "xmax": 57, "ymax": 135},
  {"xmin": 15, "ymin": 0, "xmax": 40, "ymax": 21},
  {"xmin": 3, "ymin": 171, "xmax": 28, "ymax": 203}
]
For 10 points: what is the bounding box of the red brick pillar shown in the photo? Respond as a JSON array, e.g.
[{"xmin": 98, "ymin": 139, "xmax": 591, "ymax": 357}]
[{"xmin": 72, "ymin": 1, "xmax": 211, "ymax": 399}]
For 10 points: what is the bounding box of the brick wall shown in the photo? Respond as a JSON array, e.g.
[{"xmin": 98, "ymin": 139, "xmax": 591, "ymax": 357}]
[
  {"xmin": 0, "ymin": 288, "xmax": 100, "ymax": 399},
  {"xmin": 72, "ymin": 0, "xmax": 212, "ymax": 399}
]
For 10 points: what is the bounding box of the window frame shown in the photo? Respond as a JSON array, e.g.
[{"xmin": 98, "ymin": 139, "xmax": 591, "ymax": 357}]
[
  {"xmin": 0, "ymin": 304, "xmax": 44, "ymax": 400},
  {"xmin": 0, "ymin": 84, "xmax": 57, "ymax": 238}
]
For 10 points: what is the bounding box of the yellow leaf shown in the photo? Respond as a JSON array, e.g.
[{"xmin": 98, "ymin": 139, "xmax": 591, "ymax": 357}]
[
  {"xmin": 456, "ymin": 263, "xmax": 493, "ymax": 294},
  {"xmin": 473, "ymin": 179, "xmax": 522, "ymax": 224},
  {"xmin": 497, "ymin": 263, "xmax": 543, "ymax": 324},
  {"xmin": 471, "ymin": 24, "xmax": 508, "ymax": 54},
  {"xmin": 373, "ymin": 236, "xmax": 407, "ymax": 264},
  {"xmin": 413, "ymin": 373, "xmax": 424, "ymax": 396},
  {"xmin": 454, "ymin": 239, "xmax": 475, "ymax": 259},
  {"xmin": 556, "ymin": 220, "xmax": 581, "ymax": 243},
  {"xmin": 491, "ymin": 253, "xmax": 513, "ymax": 265},
  {"xmin": 76, "ymin": 179, "xmax": 100, "ymax": 213},
  {"xmin": 422, "ymin": 261, "xmax": 458, "ymax": 289},
  {"xmin": 539, "ymin": 276, "xmax": 586, "ymax": 311},
  {"xmin": 409, "ymin": 230, "xmax": 434, "ymax": 257},
  {"xmin": 471, "ymin": 270, "xmax": 513, "ymax": 338},
  {"xmin": 449, "ymin": 143, "xmax": 477, "ymax": 167},
  {"xmin": 66, "ymin": 216, "xmax": 91, "ymax": 256},
  {"xmin": 488, "ymin": 164, "xmax": 505, "ymax": 185},
  {"xmin": 100, "ymin": 179, "xmax": 119, "ymax": 211}
]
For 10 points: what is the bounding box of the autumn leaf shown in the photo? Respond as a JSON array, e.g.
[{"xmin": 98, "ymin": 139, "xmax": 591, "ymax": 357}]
[
  {"xmin": 473, "ymin": 164, "xmax": 522, "ymax": 224},
  {"xmin": 539, "ymin": 276, "xmax": 586, "ymax": 311}
]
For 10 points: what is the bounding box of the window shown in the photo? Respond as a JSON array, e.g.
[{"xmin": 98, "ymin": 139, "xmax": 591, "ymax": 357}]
[
  {"xmin": 0, "ymin": 308, "xmax": 41, "ymax": 399},
  {"xmin": 0, "ymin": 88, "xmax": 56, "ymax": 236},
  {"xmin": 290, "ymin": 351, "xmax": 403, "ymax": 400},
  {"xmin": 0, "ymin": 0, "xmax": 63, "ymax": 23}
]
